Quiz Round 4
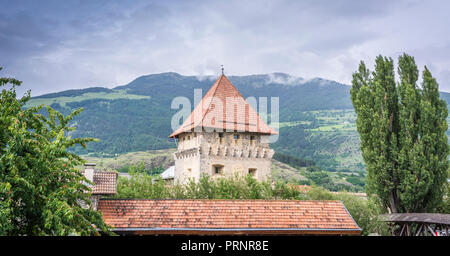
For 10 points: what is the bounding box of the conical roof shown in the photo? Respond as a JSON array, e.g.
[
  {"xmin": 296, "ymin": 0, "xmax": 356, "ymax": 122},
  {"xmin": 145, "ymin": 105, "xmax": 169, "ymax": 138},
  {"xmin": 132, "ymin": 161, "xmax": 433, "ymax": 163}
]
[{"xmin": 169, "ymin": 74, "xmax": 278, "ymax": 138}]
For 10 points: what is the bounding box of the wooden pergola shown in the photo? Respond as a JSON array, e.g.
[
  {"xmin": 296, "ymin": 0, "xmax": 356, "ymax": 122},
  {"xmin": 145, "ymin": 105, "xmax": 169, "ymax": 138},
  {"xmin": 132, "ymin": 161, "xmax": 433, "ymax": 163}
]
[{"xmin": 380, "ymin": 213, "xmax": 450, "ymax": 236}]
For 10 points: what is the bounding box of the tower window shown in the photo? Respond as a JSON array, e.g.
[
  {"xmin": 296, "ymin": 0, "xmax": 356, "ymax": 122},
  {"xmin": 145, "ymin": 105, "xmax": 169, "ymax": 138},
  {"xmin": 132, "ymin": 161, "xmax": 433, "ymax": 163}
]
[
  {"xmin": 248, "ymin": 168, "xmax": 257, "ymax": 177},
  {"xmin": 233, "ymin": 134, "xmax": 239, "ymax": 140},
  {"xmin": 212, "ymin": 164, "xmax": 224, "ymax": 175},
  {"xmin": 218, "ymin": 133, "xmax": 223, "ymax": 138}
]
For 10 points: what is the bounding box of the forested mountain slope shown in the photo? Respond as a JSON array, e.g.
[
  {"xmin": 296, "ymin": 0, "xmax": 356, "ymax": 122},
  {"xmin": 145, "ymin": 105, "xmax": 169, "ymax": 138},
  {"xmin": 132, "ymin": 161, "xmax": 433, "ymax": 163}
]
[{"xmin": 27, "ymin": 72, "xmax": 450, "ymax": 173}]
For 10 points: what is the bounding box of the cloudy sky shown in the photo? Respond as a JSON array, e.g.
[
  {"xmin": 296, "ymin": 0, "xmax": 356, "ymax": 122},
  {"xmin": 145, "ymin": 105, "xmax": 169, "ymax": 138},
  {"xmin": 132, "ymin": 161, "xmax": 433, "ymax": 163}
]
[{"xmin": 1, "ymin": 0, "xmax": 450, "ymax": 96}]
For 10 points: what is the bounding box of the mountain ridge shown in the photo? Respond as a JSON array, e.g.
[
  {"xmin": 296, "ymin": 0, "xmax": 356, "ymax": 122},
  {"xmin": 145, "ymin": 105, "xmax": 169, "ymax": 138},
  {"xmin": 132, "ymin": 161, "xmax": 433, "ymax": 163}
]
[{"xmin": 26, "ymin": 72, "xmax": 450, "ymax": 174}]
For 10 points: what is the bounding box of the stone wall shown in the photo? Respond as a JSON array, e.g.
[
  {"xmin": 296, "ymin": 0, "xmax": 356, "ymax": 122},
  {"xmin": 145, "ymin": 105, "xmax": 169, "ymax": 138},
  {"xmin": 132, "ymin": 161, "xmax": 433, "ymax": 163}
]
[{"xmin": 174, "ymin": 131, "xmax": 274, "ymax": 184}]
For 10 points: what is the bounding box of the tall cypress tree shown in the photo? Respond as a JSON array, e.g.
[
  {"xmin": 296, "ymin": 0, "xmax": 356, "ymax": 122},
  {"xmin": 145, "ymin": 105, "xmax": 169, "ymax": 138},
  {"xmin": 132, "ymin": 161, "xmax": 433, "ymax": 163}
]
[{"xmin": 351, "ymin": 54, "xmax": 448, "ymax": 213}]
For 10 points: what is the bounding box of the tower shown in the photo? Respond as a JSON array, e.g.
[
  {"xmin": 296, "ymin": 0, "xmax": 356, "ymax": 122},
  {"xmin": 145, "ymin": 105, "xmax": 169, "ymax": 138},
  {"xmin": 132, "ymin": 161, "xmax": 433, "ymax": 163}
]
[{"xmin": 169, "ymin": 73, "xmax": 277, "ymax": 183}]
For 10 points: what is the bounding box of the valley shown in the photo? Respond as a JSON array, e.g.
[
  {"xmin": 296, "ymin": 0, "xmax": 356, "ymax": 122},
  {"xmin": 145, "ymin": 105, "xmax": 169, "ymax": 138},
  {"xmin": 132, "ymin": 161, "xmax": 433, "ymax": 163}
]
[{"xmin": 26, "ymin": 72, "xmax": 450, "ymax": 192}]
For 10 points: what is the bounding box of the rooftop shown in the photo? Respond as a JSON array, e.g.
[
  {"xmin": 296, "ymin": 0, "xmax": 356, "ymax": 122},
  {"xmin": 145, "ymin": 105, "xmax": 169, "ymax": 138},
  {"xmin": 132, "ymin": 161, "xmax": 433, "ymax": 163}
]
[
  {"xmin": 97, "ymin": 199, "xmax": 361, "ymax": 235},
  {"xmin": 380, "ymin": 213, "xmax": 450, "ymax": 225},
  {"xmin": 169, "ymin": 74, "xmax": 278, "ymax": 137},
  {"xmin": 82, "ymin": 170, "xmax": 117, "ymax": 195}
]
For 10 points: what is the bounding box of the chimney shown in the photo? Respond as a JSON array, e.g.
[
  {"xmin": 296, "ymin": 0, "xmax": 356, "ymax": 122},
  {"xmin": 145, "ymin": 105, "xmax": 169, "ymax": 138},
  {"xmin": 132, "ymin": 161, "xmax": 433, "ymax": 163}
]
[{"xmin": 84, "ymin": 163, "xmax": 96, "ymax": 184}]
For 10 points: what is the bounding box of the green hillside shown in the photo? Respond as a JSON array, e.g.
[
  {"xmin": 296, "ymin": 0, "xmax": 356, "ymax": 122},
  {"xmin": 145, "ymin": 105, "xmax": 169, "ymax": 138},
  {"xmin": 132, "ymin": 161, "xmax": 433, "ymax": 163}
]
[{"xmin": 27, "ymin": 72, "xmax": 450, "ymax": 173}]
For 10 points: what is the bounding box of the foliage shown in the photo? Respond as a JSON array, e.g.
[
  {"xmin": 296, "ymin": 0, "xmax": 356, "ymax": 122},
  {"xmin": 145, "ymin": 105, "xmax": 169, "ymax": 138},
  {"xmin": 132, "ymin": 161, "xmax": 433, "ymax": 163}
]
[
  {"xmin": 273, "ymin": 152, "xmax": 315, "ymax": 168},
  {"xmin": 305, "ymin": 186, "xmax": 389, "ymax": 235},
  {"xmin": 346, "ymin": 175, "xmax": 365, "ymax": 188},
  {"xmin": 0, "ymin": 67, "xmax": 110, "ymax": 235},
  {"xmin": 350, "ymin": 54, "xmax": 449, "ymax": 213},
  {"xmin": 303, "ymin": 167, "xmax": 364, "ymax": 192},
  {"xmin": 114, "ymin": 171, "xmax": 169, "ymax": 199},
  {"xmin": 117, "ymin": 161, "xmax": 164, "ymax": 175},
  {"xmin": 436, "ymin": 183, "xmax": 450, "ymax": 214},
  {"xmin": 113, "ymin": 171, "xmax": 387, "ymax": 235}
]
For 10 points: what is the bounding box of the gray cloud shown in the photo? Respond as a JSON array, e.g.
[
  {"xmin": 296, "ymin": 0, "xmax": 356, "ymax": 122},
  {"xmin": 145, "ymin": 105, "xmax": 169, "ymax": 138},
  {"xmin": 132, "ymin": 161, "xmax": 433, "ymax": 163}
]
[{"xmin": 1, "ymin": 0, "xmax": 450, "ymax": 96}]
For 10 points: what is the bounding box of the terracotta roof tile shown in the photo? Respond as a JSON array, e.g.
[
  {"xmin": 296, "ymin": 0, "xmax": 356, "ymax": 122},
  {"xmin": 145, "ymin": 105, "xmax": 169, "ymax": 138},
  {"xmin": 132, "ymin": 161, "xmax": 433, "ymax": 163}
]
[
  {"xmin": 82, "ymin": 170, "xmax": 117, "ymax": 195},
  {"xmin": 169, "ymin": 75, "xmax": 278, "ymax": 137},
  {"xmin": 98, "ymin": 199, "xmax": 361, "ymax": 234}
]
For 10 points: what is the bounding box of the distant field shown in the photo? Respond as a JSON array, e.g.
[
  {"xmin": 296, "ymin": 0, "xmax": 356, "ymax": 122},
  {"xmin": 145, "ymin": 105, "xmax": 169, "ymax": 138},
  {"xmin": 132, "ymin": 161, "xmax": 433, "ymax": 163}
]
[
  {"xmin": 26, "ymin": 90, "xmax": 150, "ymax": 108},
  {"xmin": 81, "ymin": 149, "xmax": 176, "ymax": 171},
  {"xmin": 278, "ymin": 121, "xmax": 313, "ymax": 128},
  {"xmin": 305, "ymin": 109, "xmax": 362, "ymax": 172},
  {"xmin": 306, "ymin": 109, "xmax": 356, "ymax": 132}
]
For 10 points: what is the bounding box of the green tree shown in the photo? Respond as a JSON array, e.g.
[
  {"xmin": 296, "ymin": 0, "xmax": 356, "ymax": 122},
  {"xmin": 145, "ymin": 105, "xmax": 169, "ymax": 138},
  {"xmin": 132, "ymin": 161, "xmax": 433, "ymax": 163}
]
[
  {"xmin": 0, "ymin": 67, "xmax": 110, "ymax": 235},
  {"xmin": 350, "ymin": 54, "xmax": 448, "ymax": 213}
]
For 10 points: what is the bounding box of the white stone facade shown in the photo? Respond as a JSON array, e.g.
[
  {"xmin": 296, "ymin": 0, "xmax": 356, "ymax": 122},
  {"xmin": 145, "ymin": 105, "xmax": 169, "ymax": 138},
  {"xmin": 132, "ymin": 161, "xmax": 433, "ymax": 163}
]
[{"xmin": 174, "ymin": 131, "xmax": 274, "ymax": 184}]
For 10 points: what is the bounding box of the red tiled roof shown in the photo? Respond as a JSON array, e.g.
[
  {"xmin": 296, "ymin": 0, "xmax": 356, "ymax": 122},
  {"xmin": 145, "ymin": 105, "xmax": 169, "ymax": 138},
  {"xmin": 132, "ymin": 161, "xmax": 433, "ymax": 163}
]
[
  {"xmin": 169, "ymin": 74, "xmax": 278, "ymax": 137},
  {"xmin": 82, "ymin": 170, "xmax": 117, "ymax": 195},
  {"xmin": 98, "ymin": 199, "xmax": 361, "ymax": 235}
]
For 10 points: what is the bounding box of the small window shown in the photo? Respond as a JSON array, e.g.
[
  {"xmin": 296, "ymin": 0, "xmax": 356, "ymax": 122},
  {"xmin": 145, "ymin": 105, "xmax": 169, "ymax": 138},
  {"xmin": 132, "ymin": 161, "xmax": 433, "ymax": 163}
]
[
  {"xmin": 187, "ymin": 168, "xmax": 192, "ymax": 172},
  {"xmin": 249, "ymin": 168, "xmax": 257, "ymax": 177},
  {"xmin": 187, "ymin": 136, "xmax": 190, "ymax": 140},
  {"xmin": 250, "ymin": 135, "xmax": 255, "ymax": 140},
  {"xmin": 233, "ymin": 134, "xmax": 240, "ymax": 140},
  {"xmin": 212, "ymin": 164, "xmax": 224, "ymax": 175},
  {"xmin": 218, "ymin": 133, "xmax": 223, "ymax": 138}
]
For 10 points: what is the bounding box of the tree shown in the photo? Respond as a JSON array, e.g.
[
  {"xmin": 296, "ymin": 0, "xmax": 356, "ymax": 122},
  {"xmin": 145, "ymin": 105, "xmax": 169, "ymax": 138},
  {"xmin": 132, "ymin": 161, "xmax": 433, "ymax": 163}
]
[
  {"xmin": 0, "ymin": 67, "xmax": 110, "ymax": 235},
  {"xmin": 350, "ymin": 54, "xmax": 448, "ymax": 213}
]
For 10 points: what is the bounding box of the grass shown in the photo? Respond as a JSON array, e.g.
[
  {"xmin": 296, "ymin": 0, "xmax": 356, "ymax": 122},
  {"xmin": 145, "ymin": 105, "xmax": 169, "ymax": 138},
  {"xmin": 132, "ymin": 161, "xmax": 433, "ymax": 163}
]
[
  {"xmin": 26, "ymin": 90, "xmax": 150, "ymax": 108},
  {"xmin": 80, "ymin": 149, "xmax": 176, "ymax": 171},
  {"xmin": 278, "ymin": 121, "xmax": 313, "ymax": 128}
]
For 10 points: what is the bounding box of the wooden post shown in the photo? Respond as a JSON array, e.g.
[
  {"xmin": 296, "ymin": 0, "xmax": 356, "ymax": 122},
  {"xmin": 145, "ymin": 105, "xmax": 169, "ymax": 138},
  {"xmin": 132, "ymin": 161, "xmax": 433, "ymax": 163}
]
[
  {"xmin": 426, "ymin": 224, "xmax": 436, "ymax": 236},
  {"xmin": 415, "ymin": 224, "xmax": 423, "ymax": 236},
  {"xmin": 399, "ymin": 223, "xmax": 406, "ymax": 236}
]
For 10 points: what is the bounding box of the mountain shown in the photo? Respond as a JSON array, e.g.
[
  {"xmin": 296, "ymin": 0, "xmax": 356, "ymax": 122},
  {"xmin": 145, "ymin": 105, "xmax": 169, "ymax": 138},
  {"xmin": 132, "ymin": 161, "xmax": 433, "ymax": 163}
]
[{"xmin": 26, "ymin": 72, "xmax": 450, "ymax": 173}]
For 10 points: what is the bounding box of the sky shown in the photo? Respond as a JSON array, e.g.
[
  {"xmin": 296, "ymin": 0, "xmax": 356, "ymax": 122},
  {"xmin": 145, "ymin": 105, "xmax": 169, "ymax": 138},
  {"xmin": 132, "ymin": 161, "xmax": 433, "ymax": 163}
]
[{"xmin": 1, "ymin": 0, "xmax": 450, "ymax": 96}]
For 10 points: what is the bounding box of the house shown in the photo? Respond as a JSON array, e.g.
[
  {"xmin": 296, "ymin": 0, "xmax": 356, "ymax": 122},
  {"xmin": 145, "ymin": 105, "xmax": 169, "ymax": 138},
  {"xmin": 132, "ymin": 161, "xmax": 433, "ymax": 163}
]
[
  {"xmin": 81, "ymin": 163, "xmax": 117, "ymax": 210},
  {"xmin": 160, "ymin": 165, "xmax": 175, "ymax": 183},
  {"xmin": 169, "ymin": 73, "xmax": 278, "ymax": 184},
  {"xmin": 82, "ymin": 164, "xmax": 362, "ymax": 236}
]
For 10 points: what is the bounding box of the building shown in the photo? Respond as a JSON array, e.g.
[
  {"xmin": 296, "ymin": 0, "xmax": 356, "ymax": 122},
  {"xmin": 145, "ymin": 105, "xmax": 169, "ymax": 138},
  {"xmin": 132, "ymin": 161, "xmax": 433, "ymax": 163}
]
[
  {"xmin": 169, "ymin": 74, "xmax": 278, "ymax": 184},
  {"xmin": 81, "ymin": 163, "xmax": 117, "ymax": 210},
  {"xmin": 160, "ymin": 165, "xmax": 175, "ymax": 183},
  {"xmin": 82, "ymin": 164, "xmax": 361, "ymax": 236},
  {"xmin": 98, "ymin": 199, "xmax": 362, "ymax": 235}
]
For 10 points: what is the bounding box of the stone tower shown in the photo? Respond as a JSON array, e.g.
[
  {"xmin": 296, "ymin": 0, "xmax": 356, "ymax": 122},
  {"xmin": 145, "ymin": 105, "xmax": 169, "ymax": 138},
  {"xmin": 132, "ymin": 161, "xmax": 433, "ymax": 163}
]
[{"xmin": 169, "ymin": 74, "xmax": 277, "ymax": 184}]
